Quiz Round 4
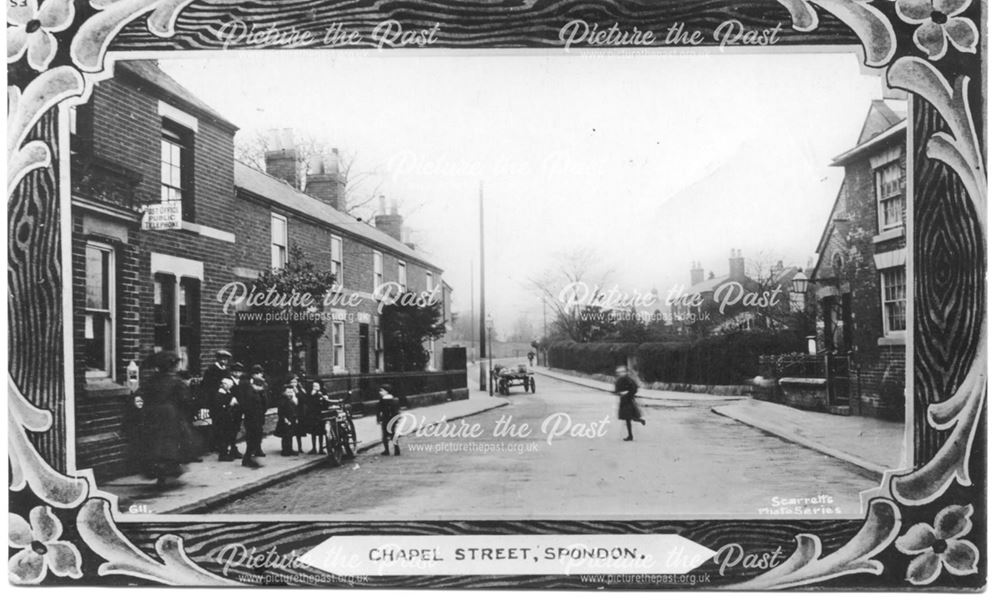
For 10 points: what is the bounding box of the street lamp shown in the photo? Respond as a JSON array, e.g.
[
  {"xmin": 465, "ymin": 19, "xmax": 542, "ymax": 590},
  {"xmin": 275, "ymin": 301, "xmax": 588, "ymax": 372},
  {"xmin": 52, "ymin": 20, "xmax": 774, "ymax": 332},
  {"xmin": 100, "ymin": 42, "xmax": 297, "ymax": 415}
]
[
  {"xmin": 791, "ymin": 271, "xmax": 809, "ymax": 295},
  {"xmin": 486, "ymin": 314, "xmax": 494, "ymax": 396}
]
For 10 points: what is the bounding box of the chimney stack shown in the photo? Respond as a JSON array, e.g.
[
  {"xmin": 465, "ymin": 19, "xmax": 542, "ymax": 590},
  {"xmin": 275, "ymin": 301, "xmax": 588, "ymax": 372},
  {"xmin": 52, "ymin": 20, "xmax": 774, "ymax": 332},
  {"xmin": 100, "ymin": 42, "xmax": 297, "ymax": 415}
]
[
  {"xmin": 304, "ymin": 147, "xmax": 347, "ymax": 211},
  {"xmin": 264, "ymin": 128, "xmax": 298, "ymax": 187},
  {"xmin": 690, "ymin": 261, "xmax": 704, "ymax": 286},
  {"xmin": 402, "ymin": 226, "xmax": 416, "ymax": 249},
  {"xmin": 375, "ymin": 195, "xmax": 404, "ymax": 241},
  {"xmin": 728, "ymin": 248, "xmax": 745, "ymax": 280}
]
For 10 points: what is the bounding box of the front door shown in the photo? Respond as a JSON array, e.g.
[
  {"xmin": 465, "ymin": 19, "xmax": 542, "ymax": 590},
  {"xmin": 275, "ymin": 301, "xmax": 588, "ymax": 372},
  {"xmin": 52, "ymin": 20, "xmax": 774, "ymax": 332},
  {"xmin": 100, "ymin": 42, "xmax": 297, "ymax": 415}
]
[
  {"xmin": 359, "ymin": 324, "xmax": 370, "ymax": 374},
  {"xmin": 822, "ymin": 294, "xmax": 852, "ymax": 413}
]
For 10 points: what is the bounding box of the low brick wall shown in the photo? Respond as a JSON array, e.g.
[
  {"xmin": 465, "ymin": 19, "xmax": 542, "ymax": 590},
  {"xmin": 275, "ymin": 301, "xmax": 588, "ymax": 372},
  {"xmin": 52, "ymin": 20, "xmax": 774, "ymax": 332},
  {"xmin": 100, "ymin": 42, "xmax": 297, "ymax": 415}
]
[
  {"xmin": 777, "ymin": 377, "xmax": 828, "ymax": 411},
  {"xmin": 349, "ymin": 387, "xmax": 470, "ymax": 417}
]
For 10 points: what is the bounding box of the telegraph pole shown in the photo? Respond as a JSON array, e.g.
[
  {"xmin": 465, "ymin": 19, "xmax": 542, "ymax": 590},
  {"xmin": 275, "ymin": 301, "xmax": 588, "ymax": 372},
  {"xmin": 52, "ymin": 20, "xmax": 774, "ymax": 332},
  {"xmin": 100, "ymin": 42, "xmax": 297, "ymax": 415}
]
[
  {"xmin": 478, "ymin": 182, "xmax": 487, "ymax": 392},
  {"xmin": 470, "ymin": 260, "xmax": 475, "ymax": 361},
  {"xmin": 542, "ymin": 299, "xmax": 547, "ymax": 367}
]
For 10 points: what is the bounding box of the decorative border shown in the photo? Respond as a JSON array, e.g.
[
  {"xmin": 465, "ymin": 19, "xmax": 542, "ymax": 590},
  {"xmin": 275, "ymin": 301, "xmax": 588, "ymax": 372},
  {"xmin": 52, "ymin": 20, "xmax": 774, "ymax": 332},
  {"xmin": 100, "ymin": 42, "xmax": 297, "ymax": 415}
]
[{"xmin": 7, "ymin": 0, "xmax": 985, "ymax": 589}]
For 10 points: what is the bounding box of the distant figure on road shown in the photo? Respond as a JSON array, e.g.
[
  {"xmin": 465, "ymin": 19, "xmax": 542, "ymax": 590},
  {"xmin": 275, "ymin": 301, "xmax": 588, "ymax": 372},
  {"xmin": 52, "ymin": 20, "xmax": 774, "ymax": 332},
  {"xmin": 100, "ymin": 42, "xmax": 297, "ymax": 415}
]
[
  {"xmin": 377, "ymin": 384, "xmax": 402, "ymax": 456},
  {"xmin": 614, "ymin": 365, "xmax": 645, "ymax": 441},
  {"xmin": 527, "ymin": 351, "xmax": 535, "ymax": 366}
]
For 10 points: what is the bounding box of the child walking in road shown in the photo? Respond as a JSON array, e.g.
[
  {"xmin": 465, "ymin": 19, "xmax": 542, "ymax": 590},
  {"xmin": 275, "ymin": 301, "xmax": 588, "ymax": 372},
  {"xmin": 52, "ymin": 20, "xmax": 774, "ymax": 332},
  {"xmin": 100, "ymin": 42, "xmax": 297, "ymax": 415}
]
[{"xmin": 614, "ymin": 365, "xmax": 645, "ymax": 441}]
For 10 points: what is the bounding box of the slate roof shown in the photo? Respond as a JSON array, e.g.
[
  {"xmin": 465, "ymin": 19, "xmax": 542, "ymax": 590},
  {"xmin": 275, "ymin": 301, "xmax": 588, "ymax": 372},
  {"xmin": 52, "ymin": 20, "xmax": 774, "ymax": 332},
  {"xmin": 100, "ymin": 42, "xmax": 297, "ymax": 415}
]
[
  {"xmin": 234, "ymin": 161, "xmax": 441, "ymax": 271},
  {"xmin": 118, "ymin": 60, "xmax": 238, "ymax": 131}
]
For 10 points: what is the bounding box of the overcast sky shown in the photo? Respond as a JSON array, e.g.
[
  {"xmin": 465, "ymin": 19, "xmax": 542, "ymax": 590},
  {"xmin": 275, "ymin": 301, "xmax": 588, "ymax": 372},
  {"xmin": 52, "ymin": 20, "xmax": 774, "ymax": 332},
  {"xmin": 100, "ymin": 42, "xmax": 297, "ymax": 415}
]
[{"xmin": 157, "ymin": 50, "xmax": 890, "ymax": 338}]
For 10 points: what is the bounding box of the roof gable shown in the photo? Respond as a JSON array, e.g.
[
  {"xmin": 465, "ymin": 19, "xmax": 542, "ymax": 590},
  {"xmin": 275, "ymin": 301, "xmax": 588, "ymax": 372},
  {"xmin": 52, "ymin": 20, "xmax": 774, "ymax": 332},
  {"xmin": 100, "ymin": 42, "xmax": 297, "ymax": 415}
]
[
  {"xmin": 118, "ymin": 61, "xmax": 238, "ymax": 132},
  {"xmin": 856, "ymin": 100, "xmax": 905, "ymax": 145}
]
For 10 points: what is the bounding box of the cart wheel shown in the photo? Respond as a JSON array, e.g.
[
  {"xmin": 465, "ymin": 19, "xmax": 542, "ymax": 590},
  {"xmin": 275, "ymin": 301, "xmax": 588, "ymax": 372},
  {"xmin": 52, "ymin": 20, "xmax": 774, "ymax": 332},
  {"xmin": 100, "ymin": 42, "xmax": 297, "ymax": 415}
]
[
  {"xmin": 524, "ymin": 380, "xmax": 530, "ymax": 392},
  {"xmin": 530, "ymin": 377, "xmax": 536, "ymax": 393}
]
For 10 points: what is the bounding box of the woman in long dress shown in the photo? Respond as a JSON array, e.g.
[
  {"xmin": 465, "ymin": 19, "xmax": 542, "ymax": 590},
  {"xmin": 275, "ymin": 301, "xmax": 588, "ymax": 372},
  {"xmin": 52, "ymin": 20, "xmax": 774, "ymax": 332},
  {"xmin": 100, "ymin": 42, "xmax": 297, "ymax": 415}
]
[{"xmin": 139, "ymin": 351, "xmax": 196, "ymax": 486}]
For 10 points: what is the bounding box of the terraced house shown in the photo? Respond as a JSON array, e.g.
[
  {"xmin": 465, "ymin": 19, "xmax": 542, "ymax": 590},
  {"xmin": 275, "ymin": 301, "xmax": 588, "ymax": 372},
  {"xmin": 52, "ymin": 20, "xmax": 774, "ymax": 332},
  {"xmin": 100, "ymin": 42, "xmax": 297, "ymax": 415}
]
[
  {"xmin": 806, "ymin": 99, "xmax": 908, "ymax": 420},
  {"xmin": 70, "ymin": 60, "xmax": 457, "ymax": 480}
]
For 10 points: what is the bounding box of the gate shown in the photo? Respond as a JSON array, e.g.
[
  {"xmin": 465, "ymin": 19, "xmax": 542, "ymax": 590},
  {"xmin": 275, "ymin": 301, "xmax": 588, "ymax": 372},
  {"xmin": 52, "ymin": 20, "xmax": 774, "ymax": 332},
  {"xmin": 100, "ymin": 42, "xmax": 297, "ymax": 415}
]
[{"xmin": 825, "ymin": 354, "xmax": 852, "ymax": 414}]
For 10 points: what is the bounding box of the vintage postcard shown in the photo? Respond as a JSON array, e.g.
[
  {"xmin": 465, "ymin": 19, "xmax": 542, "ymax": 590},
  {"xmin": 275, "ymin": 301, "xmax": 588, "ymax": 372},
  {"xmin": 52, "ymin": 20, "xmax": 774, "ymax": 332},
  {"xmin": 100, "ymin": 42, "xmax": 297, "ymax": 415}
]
[{"xmin": 6, "ymin": 0, "xmax": 986, "ymax": 591}]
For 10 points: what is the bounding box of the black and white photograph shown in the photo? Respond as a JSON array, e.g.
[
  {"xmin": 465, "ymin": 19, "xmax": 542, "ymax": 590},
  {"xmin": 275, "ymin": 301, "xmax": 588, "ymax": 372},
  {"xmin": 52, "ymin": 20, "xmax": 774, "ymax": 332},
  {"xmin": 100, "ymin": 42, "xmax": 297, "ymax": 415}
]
[
  {"xmin": 6, "ymin": 0, "xmax": 986, "ymax": 591},
  {"xmin": 71, "ymin": 52, "xmax": 908, "ymax": 520}
]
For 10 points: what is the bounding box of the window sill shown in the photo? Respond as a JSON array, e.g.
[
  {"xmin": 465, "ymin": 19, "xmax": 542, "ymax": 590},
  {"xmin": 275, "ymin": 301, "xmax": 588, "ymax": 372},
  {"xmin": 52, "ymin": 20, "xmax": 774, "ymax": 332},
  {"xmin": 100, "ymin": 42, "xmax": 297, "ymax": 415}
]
[
  {"xmin": 878, "ymin": 335, "xmax": 906, "ymax": 347},
  {"xmin": 180, "ymin": 220, "xmax": 236, "ymax": 243},
  {"xmin": 873, "ymin": 227, "xmax": 904, "ymax": 244},
  {"xmin": 84, "ymin": 379, "xmax": 130, "ymax": 397}
]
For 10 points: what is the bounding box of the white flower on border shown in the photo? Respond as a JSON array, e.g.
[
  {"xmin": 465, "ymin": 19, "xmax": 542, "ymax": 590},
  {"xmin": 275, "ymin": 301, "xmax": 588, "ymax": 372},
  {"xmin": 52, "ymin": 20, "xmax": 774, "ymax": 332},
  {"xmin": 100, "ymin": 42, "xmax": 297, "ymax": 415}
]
[
  {"xmin": 7, "ymin": 0, "xmax": 75, "ymax": 72},
  {"xmin": 9, "ymin": 506, "xmax": 83, "ymax": 584},
  {"xmin": 896, "ymin": 504, "xmax": 979, "ymax": 585},
  {"xmin": 896, "ymin": 0, "xmax": 979, "ymax": 61}
]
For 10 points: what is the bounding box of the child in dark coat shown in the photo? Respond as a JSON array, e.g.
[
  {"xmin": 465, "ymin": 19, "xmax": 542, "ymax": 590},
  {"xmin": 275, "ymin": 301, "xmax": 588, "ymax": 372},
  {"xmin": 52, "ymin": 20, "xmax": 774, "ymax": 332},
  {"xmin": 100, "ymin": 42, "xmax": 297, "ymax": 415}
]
[
  {"xmin": 302, "ymin": 380, "xmax": 329, "ymax": 454},
  {"xmin": 275, "ymin": 379, "xmax": 299, "ymax": 456},
  {"xmin": 376, "ymin": 384, "xmax": 401, "ymax": 456},
  {"xmin": 211, "ymin": 377, "xmax": 237, "ymax": 461}
]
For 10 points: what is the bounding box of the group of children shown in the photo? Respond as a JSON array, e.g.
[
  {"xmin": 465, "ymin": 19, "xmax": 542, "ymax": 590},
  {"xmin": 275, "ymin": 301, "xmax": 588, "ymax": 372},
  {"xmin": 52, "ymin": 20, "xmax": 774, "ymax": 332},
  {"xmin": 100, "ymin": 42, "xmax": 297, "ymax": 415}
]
[
  {"xmin": 273, "ymin": 376, "xmax": 335, "ymax": 456},
  {"xmin": 206, "ymin": 351, "xmax": 405, "ymax": 462}
]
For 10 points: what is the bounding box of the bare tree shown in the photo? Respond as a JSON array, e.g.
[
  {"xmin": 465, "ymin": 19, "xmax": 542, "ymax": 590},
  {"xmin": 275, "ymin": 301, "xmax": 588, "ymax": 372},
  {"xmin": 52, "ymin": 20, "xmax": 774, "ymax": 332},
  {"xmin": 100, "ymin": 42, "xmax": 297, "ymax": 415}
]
[
  {"xmin": 526, "ymin": 247, "xmax": 615, "ymax": 342},
  {"xmin": 737, "ymin": 251, "xmax": 804, "ymax": 333}
]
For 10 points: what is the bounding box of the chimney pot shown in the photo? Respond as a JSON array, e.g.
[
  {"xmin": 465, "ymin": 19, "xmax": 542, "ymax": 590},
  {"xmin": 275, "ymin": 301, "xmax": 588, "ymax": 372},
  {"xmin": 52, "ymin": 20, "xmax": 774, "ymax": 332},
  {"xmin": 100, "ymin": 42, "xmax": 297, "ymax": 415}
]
[
  {"xmin": 303, "ymin": 147, "xmax": 347, "ymax": 210},
  {"xmin": 375, "ymin": 195, "xmax": 403, "ymax": 240},
  {"xmin": 690, "ymin": 262, "xmax": 705, "ymax": 287},
  {"xmin": 263, "ymin": 128, "xmax": 298, "ymax": 187}
]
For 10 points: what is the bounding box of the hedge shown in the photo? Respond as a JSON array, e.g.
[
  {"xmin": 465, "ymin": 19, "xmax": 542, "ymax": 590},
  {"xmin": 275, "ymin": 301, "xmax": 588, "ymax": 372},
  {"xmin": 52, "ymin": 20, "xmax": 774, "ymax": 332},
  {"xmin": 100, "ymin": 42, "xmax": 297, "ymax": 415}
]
[
  {"xmin": 547, "ymin": 331, "xmax": 803, "ymax": 386},
  {"xmin": 545, "ymin": 341, "xmax": 637, "ymax": 376}
]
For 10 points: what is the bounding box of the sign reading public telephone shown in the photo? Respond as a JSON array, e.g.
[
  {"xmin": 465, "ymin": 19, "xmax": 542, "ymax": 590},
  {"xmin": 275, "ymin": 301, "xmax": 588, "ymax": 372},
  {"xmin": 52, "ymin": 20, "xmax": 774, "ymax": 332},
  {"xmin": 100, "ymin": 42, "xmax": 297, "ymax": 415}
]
[{"xmin": 141, "ymin": 201, "xmax": 182, "ymax": 231}]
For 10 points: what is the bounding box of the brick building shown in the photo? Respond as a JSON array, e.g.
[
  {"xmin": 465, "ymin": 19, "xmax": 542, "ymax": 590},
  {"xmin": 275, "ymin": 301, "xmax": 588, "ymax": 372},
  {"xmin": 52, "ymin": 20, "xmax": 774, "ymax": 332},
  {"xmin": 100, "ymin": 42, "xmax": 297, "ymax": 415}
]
[
  {"xmin": 71, "ymin": 61, "xmax": 453, "ymax": 479},
  {"xmin": 232, "ymin": 149, "xmax": 449, "ymax": 377},
  {"xmin": 71, "ymin": 61, "xmax": 240, "ymax": 477},
  {"xmin": 670, "ymin": 250, "xmax": 802, "ymax": 336},
  {"xmin": 808, "ymin": 100, "xmax": 907, "ymax": 420}
]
